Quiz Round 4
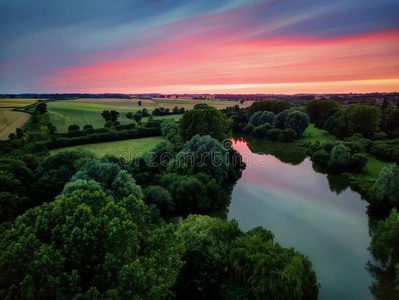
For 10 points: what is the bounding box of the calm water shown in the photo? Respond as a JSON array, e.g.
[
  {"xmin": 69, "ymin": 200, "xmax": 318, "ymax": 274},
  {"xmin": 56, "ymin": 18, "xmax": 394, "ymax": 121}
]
[{"xmin": 228, "ymin": 136, "xmax": 373, "ymax": 300}]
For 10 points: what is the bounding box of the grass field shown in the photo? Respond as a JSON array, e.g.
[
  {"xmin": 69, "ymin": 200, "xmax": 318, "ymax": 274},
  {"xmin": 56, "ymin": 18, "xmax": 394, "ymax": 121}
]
[
  {"xmin": 51, "ymin": 136, "xmax": 164, "ymax": 161},
  {"xmin": 364, "ymin": 155, "xmax": 390, "ymax": 178},
  {"xmin": 0, "ymin": 98, "xmax": 41, "ymax": 108},
  {"xmin": 300, "ymin": 124, "xmax": 335, "ymax": 144},
  {"xmin": 47, "ymin": 98, "xmax": 240, "ymax": 133},
  {"xmin": 0, "ymin": 108, "xmax": 30, "ymax": 140}
]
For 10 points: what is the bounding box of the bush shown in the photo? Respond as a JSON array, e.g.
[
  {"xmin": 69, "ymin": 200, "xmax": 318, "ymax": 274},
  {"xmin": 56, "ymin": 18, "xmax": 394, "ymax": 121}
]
[
  {"xmin": 67, "ymin": 124, "xmax": 80, "ymax": 132},
  {"xmin": 278, "ymin": 128, "xmax": 297, "ymax": 142},
  {"xmin": 252, "ymin": 123, "xmax": 273, "ymax": 138},
  {"xmin": 311, "ymin": 149, "xmax": 331, "ymax": 165},
  {"xmin": 266, "ymin": 128, "xmax": 283, "ymax": 140}
]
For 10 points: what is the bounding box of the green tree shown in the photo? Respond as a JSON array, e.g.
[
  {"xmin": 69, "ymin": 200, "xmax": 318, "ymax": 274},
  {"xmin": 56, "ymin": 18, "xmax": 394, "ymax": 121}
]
[
  {"xmin": 180, "ymin": 104, "xmax": 230, "ymax": 141},
  {"xmin": 367, "ymin": 209, "xmax": 399, "ymax": 299},
  {"xmin": 101, "ymin": 110, "xmax": 120, "ymax": 122},
  {"xmin": 305, "ymin": 100, "xmax": 340, "ymax": 128},
  {"xmin": 344, "ymin": 104, "xmax": 381, "ymax": 138},
  {"xmin": 0, "ymin": 190, "xmax": 184, "ymax": 299},
  {"xmin": 34, "ymin": 150, "xmax": 95, "ymax": 203},
  {"xmin": 247, "ymin": 100, "xmax": 291, "ymax": 116},
  {"xmin": 72, "ymin": 161, "xmax": 143, "ymax": 201},
  {"xmin": 284, "ymin": 110, "xmax": 309, "ymax": 137},
  {"xmin": 133, "ymin": 112, "xmax": 142, "ymax": 122},
  {"xmin": 371, "ymin": 164, "xmax": 399, "ymax": 212},
  {"xmin": 67, "ymin": 124, "xmax": 80, "ymax": 132},
  {"xmin": 144, "ymin": 185, "xmax": 174, "ymax": 216},
  {"xmin": 35, "ymin": 102, "xmax": 47, "ymax": 114}
]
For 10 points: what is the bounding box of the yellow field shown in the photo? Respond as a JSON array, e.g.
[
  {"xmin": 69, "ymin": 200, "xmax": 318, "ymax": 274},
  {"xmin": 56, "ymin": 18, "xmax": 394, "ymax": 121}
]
[
  {"xmin": 0, "ymin": 98, "xmax": 40, "ymax": 107},
  {"xmin": 0, "ymin": 108, "xmax": 30, "ymax": 140}
]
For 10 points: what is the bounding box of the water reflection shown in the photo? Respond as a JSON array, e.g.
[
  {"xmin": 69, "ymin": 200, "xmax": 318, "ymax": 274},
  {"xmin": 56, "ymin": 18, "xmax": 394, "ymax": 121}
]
[{"xmin": 227, "ymin": 136, "xmax": 373, "ymax": 300}]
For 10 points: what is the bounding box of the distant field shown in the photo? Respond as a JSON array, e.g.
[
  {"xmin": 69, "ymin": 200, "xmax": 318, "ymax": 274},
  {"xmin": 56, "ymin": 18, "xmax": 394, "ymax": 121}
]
[
  {"xmin": 300, "ymin": 124, "xmax": 335, "ymax": 144},
  {"xmin": 51, "ymin": 136, "xmax": 164, "ymax": 161},
  {"xmin": 0, "ymin": 108, "xmax": 30, "ymax": 140},
  {"xmin": 152, "ymin": 97, "xmax": 252, "ymax": 110},
  {"xmin": 0, "ymin": 98, "xmax": 40, "ymax": 107},
  {"xmin": 47, "ymin": 97, "xmax": 238, "ymax": 133}
]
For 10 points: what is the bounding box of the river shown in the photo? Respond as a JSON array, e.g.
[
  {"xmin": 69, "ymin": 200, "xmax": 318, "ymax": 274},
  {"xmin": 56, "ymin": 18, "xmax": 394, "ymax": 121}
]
[{"xmin": 227, "ymin": 136, "xmax": 373, "ymax": 300}]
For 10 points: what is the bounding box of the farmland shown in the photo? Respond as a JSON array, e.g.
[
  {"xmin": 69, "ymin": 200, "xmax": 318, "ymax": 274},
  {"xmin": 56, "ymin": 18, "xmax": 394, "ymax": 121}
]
[
  {"xmin": 51, "ymin": 136, "xmax": 164, "ymax": 161},
  {"xmin": 0, "ymin": 108, "xmax": 30, "ymax": 140},
  {"xmin": 0, "ymin": 98, "xmax": 40, "ymax": 108},
  {"xmin": 47, "ymin": 98, "xmax": 244, "ymax": 133}
]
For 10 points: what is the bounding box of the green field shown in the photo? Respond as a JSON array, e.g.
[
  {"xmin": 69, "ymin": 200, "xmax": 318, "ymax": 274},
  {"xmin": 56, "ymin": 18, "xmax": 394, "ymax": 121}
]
[
  {"xmin": 300, "ymin": 123, "xmax": 335, "ymax": 144},
  {"xmin": 364, "ymin": 155, "xmax": 390, "ymax": 178},
  {"xmin": 47, "ymin": 98, "xmax": 242, "ymax": 133},
  {"xmin": 51, "ymin": 136, "xmax": 164, "ymax": 161},
  {"xmin": 151, "ymin": 97, "xmax": 252, "ymax": 110},
  {"xmin": 0, "ymin": 98, "xmax": 41, "ymax": 107}
]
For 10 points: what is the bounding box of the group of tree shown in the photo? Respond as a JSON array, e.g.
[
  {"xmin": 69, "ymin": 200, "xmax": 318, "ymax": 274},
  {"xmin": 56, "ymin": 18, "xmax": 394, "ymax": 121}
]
[
  {"xmin": 126, "ymin": 108, "xmax": 149, "ymax": 122},
  {"xmin": 243, "ymin": 109, "xmax": 309, "ymax": 142},
  {"xmin": 152, "ymin": 106, "xmax": 185, "ymax": 116},
  {"xmin": 366, "ymin": 163, "xmax": 399, "ymax": 299},
  {"xmin": 309, "ymin": 141, "xmax": 368, "ymax": 173}
]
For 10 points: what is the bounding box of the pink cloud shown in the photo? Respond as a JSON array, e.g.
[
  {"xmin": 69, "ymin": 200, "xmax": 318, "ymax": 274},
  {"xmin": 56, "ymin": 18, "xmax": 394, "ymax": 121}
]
[{"xmin": 41, "ymin": 29, "xmax": 399, "ymax": 93}]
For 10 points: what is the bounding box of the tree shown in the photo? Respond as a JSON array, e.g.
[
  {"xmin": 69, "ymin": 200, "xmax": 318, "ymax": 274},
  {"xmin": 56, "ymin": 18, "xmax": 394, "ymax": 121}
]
[
  {"xmin": 125, "ymin": 112, "xmax": 134, "ymax": 119},
  {"xmin": 83, "ymin": 124, "xmax": 93, "ymax": 130},
  {"xmin": 344, "ymin": 104, "xmax": 381, "ymax": 138},
  {"xmin": 368, "ymin": 209, "xmax": 399, "ymax": 299},
  {"xmin": 305, "ymin": 100, "xmax": 340, "ymax": 128},
  {"xmin": 138, "ymin": 100, "xmax": 142, "ymax": 106},
  {"xmin": 16, "ymin": 128, "xmax": 24, "ymax": 138},
  {"xmin": 274, "ymin": 109, "xmax": 292, "ymax": 129},
  {"xmin": 284, "ymin": 110, "xmax": 310, "ymax": 137},
  {"xmin": 133, "ymin": 112, "xmax": 142, "ymax": 122},
  {"xmin": 328, "ymin": 143, "xmax": 351, "ymax": 171},
  {"xmin": 0, "ymin": 190, "xmax": 184, "ymax": 299},
  {"xmin": 142, "ymin": 108, "xmax": 149, "ymax": 117},
  {"xmin": 144, "ymin": 185, "xmax": 174, "ymax": 216},
  {"xmin": 252, "ymin": 123, "xmax": 273, "ymax": 138},
  {"xmin": 371, "ymin": 164, "xmax": 399, "ymax": 213},
  {"xmin": 173, "ymin": 106, "xmax": 179, "ymax": 114},
  {"xmin": 101, "ymin": 110, "xmax": 120, "ymax": 122},
  {"xmin": 33, "ymin": 150, "xmax": 95, "ymax": 203},
  {"xmin": 67, "ymin": 124, "xmax": 80, "ymax": 132},
  {"xmin": 180, "ymin": 104, "xmax": 230, "ymax": 141},
  {"xmin": 170, "ymin": 135, "xmax": 230, "ymax": 183},
  {"xmin": 104, "ymin": 120, "xmax": 113, "ymax": 128},
  {"xmin": 71, "ymin": 161, "xmax": 143, "ymax": 201},
  {"xmin": 247, "ymin": 100, "xmax": 291, "ymax": 116},
  {"xmin": 248, "ymin": 111, "xmax": 275, "ymax": 127},
  {"xmin": 175, "ymin": 215, "xmax": 319, "ymax": 299},
  {"xmin": 35, "ymin": 102, "xmax": 47, "ymax": 114}
]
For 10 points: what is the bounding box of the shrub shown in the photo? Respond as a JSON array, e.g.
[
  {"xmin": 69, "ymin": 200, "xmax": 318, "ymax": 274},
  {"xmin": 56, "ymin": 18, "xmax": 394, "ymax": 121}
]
[
  {"xmin": 252, "ymin": 123, "xmax": 273, "ymax": 138},
  {"xmin": 266, "ymin": 128, "xmax": 283, "ymax": 140},
  {"xmin": 278, "ymin": 128, "xmax": 297, "ymax": 142}
]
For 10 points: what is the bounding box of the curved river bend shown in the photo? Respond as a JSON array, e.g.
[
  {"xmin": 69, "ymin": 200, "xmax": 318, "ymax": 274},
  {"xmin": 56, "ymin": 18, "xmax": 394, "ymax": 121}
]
[{"xmin": 227, "ymin": 137, "xmax": 373, "ymax": 300}]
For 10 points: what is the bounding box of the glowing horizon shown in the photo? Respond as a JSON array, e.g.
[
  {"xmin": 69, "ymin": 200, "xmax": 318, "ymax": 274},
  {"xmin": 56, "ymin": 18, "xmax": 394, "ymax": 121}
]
[{"xmin": 1, "ymin": 0, "xmax": 398, "ymax": 94}]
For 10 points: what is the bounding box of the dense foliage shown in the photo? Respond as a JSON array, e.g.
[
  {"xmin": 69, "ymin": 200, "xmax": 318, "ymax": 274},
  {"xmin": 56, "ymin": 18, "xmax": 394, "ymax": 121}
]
[
  {"xmin": 247, "ymin": 99, "xmax": 291, "ymax": 116},
  {"xmin": 179, "ymin": 104, "xmax": 230, "ymax": 141},
  {"xmin": 175, "ymin": 215, "xmax": 319, "ymax": 299},
  {"xmin": 0, "ymin": 189, "xmax": 184, "ymax": 299},
  {"xmin": 305, "ymin": 100, "xmax": 340, "ymax": 128}
]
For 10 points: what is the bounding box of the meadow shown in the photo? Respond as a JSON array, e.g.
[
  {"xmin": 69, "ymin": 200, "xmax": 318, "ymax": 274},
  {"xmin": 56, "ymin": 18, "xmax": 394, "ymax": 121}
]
[
  {"xmin": 51, "ymin": 136, "xmax": 164, "ymax": 161},
  {"xmin": 0, "ymin": 108, "xmax": 30, "ymax": 140},
  {"xmin": 47, "ymin": 98, "xmax": 243, "ymax": 133},
  {"xmin": 300, "ymin": 123, "xmax": 335, "ymax": 144}
]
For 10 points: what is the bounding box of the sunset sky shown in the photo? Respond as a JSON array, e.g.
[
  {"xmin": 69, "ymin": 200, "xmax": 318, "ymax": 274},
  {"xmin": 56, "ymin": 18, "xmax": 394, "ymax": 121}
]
[{"xmin": 1, "ymin": 0, "xmax": 398, "ymax": 94}]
